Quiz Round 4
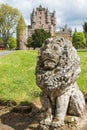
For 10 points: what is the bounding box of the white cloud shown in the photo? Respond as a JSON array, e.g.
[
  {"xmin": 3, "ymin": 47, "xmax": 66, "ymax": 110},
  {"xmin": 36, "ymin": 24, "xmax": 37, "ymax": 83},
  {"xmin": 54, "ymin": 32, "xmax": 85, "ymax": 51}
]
[
  {"xmin": 0, "ymin": 0, "xmax": 87, "ymax": 31},
  {"xmin": 0, "ymin": 0, "xmax": 4, "ymax": 3}
]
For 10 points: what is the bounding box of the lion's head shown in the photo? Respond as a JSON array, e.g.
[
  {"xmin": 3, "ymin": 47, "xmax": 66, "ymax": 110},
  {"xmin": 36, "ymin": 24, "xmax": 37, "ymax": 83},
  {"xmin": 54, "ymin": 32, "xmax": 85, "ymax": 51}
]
[
  {"xmin": 40, "ymin": 38, "xmax": 62, "ymax": 70},
  {"xmin": 36, "ymin": 37, "xmax": 81, "ymax": 93}
]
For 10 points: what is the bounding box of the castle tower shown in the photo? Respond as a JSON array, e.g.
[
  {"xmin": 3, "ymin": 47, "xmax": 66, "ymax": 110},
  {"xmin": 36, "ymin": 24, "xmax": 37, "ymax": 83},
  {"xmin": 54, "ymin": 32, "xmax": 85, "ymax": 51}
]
[
  {"xmin": 30, "ymin": 5, "xmax": 56, "ymax": 36},
  {"xmin": 31, "ymin": 8, "xmax": 36, "ymax": 29}
]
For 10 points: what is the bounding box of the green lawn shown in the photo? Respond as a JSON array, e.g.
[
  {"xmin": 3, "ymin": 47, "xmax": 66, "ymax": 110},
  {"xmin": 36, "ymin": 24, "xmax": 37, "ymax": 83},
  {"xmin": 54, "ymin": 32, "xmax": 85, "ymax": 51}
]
[
  {"xmin": 77, "ymin": 50, "xmax": 87, "ymax": 92},
  {"xmin": 0, "ymin": 50, "xmax": 40, "ymax": 104},
  {"xmin": 0, "ymin": 50, "xmax": 87, "ymax": 104}
]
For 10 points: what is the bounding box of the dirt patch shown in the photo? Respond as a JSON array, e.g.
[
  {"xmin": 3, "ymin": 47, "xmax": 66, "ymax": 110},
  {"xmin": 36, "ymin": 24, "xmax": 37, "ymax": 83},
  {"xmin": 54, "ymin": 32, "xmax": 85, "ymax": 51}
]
[{"xmin": 0, "ymin": 97, "xmax": 87, "ymax": 130}]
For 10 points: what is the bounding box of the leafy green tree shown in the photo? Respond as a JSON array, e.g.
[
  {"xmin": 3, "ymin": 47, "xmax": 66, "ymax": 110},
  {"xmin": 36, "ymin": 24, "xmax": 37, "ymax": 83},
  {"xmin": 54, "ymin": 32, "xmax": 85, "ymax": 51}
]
[
  {"xmin": 0, "ymin": 38, "xmax": 3, "ymax": 44},
  {"xmin": 72, "ymin": 32, "xmax": 86, "ymax": 49},
  {"xmin": 0, "ymin": 38, "xmax": 4, "ymax": 49},
  {"xmin": 83, "ymin": 22, "xmax": 87, "ymax": 44},
  {"xmin": 83, "ymin": 22, "xmax": 87, "ymax": 35},
  {"xmin": 7, "ymin": 37, "xmax": 16, "ymax": 49},
  {"xmin": 0, "ymin": 4, "xmax": 20, "ymax": 48},
  {"xmin": 26, "ymin": 37, "xmax": 33, "ymax": 49},
  {"xmin": 16, "ymin": 15, "xmax": 27, "ymax": 50},
  {"xmin": 32, "ymin": 29, "xmax": 51, "ymax": 49}
]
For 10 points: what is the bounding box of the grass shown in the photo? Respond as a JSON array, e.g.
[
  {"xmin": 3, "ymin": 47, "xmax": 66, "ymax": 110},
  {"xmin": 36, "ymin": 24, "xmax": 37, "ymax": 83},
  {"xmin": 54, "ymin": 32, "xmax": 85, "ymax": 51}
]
[
  {"xmin": 0, "ymin": 50, "xmax": 87, "ymax": 104},
  {"xmin": 0, "ymin": 50, "xmax": 40, "ymax": 104},
  {"xmin": 77, "ymin": 50, "xmax": 87, "ymax": 92}
]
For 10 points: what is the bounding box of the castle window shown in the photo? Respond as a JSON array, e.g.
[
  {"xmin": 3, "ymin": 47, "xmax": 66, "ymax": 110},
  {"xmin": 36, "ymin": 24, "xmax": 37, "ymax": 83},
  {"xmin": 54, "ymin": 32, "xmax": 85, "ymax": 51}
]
[{"xmin": 39, "ymin": 16, "xmax": 41, "ymax": 19}]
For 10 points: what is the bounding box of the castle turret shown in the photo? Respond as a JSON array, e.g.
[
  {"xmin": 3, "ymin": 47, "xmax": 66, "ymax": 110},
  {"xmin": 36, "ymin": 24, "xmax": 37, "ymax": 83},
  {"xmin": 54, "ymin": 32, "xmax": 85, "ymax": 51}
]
[
  {"xmin": 51, "ymin": 10, "xmax": 56, "ymax": 25},
  {"xmin": 39, "ymin": 4, "xmax": 42, "ymax": 10},
  {"xmin": 52, "ymin": 10, "xmax": 56, "ymax": 18},
  {"xmin": 31, "ymin": 9, "xmax": 36, "ymax": 22},
  {"xmin": 32, "ymin": 8, "xmax": 35, "ymax": 16},
  {"xmin": 46, "ymin": 8, "xmax": 51, "ymax": 23},
  {"xmin": 29, "ymin": 5, "xmax": 56, "ymax": 36},
  {"xmin": 31, "ymin": 8, "xmax": 36, "ymax": 28}
]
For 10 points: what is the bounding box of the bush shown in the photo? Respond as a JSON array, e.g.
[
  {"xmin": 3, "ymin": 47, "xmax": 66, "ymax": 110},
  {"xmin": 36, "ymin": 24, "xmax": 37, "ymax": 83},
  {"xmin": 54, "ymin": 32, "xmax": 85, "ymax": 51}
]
[
  {"xmin": 7, "ymin": 37, "xmax": 16, "ymax": 49},
  {"xmin": 72, "ymin": 32, "xmax": 86, "ymax": 49},
  {"xmin": 32, "ymin": 29, "xmax": 51, "ymax": 49},
  {"xmin": 26, "ymin": 37, "xmax": 33, "ymax": 49}
]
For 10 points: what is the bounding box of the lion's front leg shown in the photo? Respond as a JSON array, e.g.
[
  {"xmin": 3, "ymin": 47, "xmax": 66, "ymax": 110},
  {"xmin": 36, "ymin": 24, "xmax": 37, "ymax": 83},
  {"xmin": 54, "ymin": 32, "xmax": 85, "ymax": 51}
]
[
  {"xmin": 52, "ymin": 92, "xmax": 70, "ymax": 127},
  {"xmin": 40, "ymin": 92, "xmax": 53, "ymax": 125}
]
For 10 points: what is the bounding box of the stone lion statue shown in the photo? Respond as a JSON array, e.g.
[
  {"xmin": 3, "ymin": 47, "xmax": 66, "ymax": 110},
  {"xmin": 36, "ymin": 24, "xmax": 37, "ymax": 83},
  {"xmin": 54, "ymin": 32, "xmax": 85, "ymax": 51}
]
[{"xmin": 36, "ymin": 37, "xmax": 85, "ymax": 128}]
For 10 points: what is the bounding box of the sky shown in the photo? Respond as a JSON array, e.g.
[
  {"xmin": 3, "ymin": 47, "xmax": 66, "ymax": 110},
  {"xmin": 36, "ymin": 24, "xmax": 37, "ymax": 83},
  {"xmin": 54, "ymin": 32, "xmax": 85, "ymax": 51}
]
[{"xmin": 0, "ymin": 0, "xmax": 87, "ymax": 32}]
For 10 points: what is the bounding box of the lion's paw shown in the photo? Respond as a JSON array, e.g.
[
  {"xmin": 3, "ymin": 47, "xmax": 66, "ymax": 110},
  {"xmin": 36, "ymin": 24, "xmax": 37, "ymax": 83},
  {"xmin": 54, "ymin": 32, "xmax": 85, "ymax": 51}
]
[
  {"xmin": 40, "ymin": 117, "xmax": 52, "ymax": 125},
  {"xmin": 52, "ymin": 120, "xmax": 64, "ymax": 127}
]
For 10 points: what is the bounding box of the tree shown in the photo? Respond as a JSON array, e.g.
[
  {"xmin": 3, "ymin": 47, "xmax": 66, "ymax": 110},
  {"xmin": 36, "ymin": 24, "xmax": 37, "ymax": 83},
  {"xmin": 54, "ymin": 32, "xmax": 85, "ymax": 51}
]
[
  {"xmin": 32, "ymin": 29, "xmax": 51, "ymax": 49},
  {"xmin": 0, "ymin": 38, "xmax": 3, "ymax": 44},
  {"xmin": 83, "ymin": 22, "xmax": 87, "ymax": 44},
  {"xmin": 7, "ymin": 37, "xmax": 16, "ymax": 49},
  {"xmin": 83, "ymin": 22, "xmax": 87, "ymax": 35},
  {"xmin": 26, "ymin": 37, "xmax": 33, "ymax": 49},
  {"xmin": 16, "ymin": 15, "xmax": 27, "ymax": 50},
  {"xmin": 0, "ymin": 4, "xmax": 20, "ymax": 48},
  {"xmin": 72, "ymin": 32, "xmax": 86, "ymax": 49}
]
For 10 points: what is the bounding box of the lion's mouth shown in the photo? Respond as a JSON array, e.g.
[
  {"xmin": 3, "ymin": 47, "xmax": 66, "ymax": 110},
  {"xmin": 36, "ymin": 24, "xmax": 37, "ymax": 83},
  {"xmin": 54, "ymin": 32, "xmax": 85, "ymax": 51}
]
[{"xmin": 43, "ymin": 59, "xmax": 56, "ymax": 64}]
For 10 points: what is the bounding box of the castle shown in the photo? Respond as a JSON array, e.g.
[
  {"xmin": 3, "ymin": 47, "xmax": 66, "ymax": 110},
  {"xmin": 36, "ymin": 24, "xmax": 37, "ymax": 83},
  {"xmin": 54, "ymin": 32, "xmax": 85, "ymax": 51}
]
[
  {"xmin": 55, "ymin": 24, "xmax": 72, "ymax": 41},
  {"xmin": 17, "ymin": 5, "xmax": 72, "ymax": 50},
  {"xmin": 28, "ymin": 5, "xmax": 56, "ymax": 36}
]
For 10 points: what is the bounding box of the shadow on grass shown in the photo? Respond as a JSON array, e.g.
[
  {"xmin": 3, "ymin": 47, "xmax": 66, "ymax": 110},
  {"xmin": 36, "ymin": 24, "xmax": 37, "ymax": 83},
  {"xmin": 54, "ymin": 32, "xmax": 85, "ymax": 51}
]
[{"xmin": 0, "ymin": 101, "xmax": 42, "ymax": 130}]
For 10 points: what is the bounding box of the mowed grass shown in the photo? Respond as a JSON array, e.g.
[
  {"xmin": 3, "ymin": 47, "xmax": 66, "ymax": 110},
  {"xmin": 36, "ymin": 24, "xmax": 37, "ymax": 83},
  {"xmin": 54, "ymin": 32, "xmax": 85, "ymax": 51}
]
[
  {"xmin": 77, "ymin": 50, "xmax": 87, "ymax": 92},
  {"xmin": 0, "ymin": 50, "xmax": 87, "ymax": 104},
  {"xmin": 0, "ymin": 50, "xmax": 40, "ymax": 104}
]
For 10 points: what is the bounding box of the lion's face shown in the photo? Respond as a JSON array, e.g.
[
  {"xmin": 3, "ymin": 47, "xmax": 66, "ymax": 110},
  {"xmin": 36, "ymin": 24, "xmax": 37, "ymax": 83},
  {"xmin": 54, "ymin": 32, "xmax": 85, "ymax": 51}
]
[{"xmin": 41, "ymin": 39, "xmax": 62, "ymax": 70}]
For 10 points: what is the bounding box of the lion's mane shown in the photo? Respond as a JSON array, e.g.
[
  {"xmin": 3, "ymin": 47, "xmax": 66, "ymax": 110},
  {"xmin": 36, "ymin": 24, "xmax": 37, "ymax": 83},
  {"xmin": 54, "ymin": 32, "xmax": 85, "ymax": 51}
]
[{"xmin": 36, "ymin": 37, "xmax": 80, "ymax": 94}]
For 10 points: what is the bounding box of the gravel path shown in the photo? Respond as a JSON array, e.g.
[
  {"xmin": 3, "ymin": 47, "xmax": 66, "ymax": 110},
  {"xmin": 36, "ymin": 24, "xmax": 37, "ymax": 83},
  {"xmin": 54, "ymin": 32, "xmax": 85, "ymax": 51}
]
[{"xmin": 0, "ymin": 51, "xmax": 14, "ymax": 57}]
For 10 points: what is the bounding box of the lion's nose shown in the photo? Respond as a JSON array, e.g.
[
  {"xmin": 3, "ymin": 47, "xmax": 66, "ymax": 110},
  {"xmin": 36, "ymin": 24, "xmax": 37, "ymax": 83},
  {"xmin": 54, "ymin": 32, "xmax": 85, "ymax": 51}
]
[
  {"xmin": 43, "ymin": 53, "xmax": 52, "ymax": 60},
  {"xmin": 43, "ymin": 50, "xmax": 51, "ymax": 57}
]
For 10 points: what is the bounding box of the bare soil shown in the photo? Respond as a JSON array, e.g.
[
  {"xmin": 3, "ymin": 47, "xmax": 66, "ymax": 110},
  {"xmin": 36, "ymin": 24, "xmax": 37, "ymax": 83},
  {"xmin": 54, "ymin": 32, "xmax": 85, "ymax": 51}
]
[{"xmin": 0, "ymin": 97, "xmax": 87, "ymax": 130}]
